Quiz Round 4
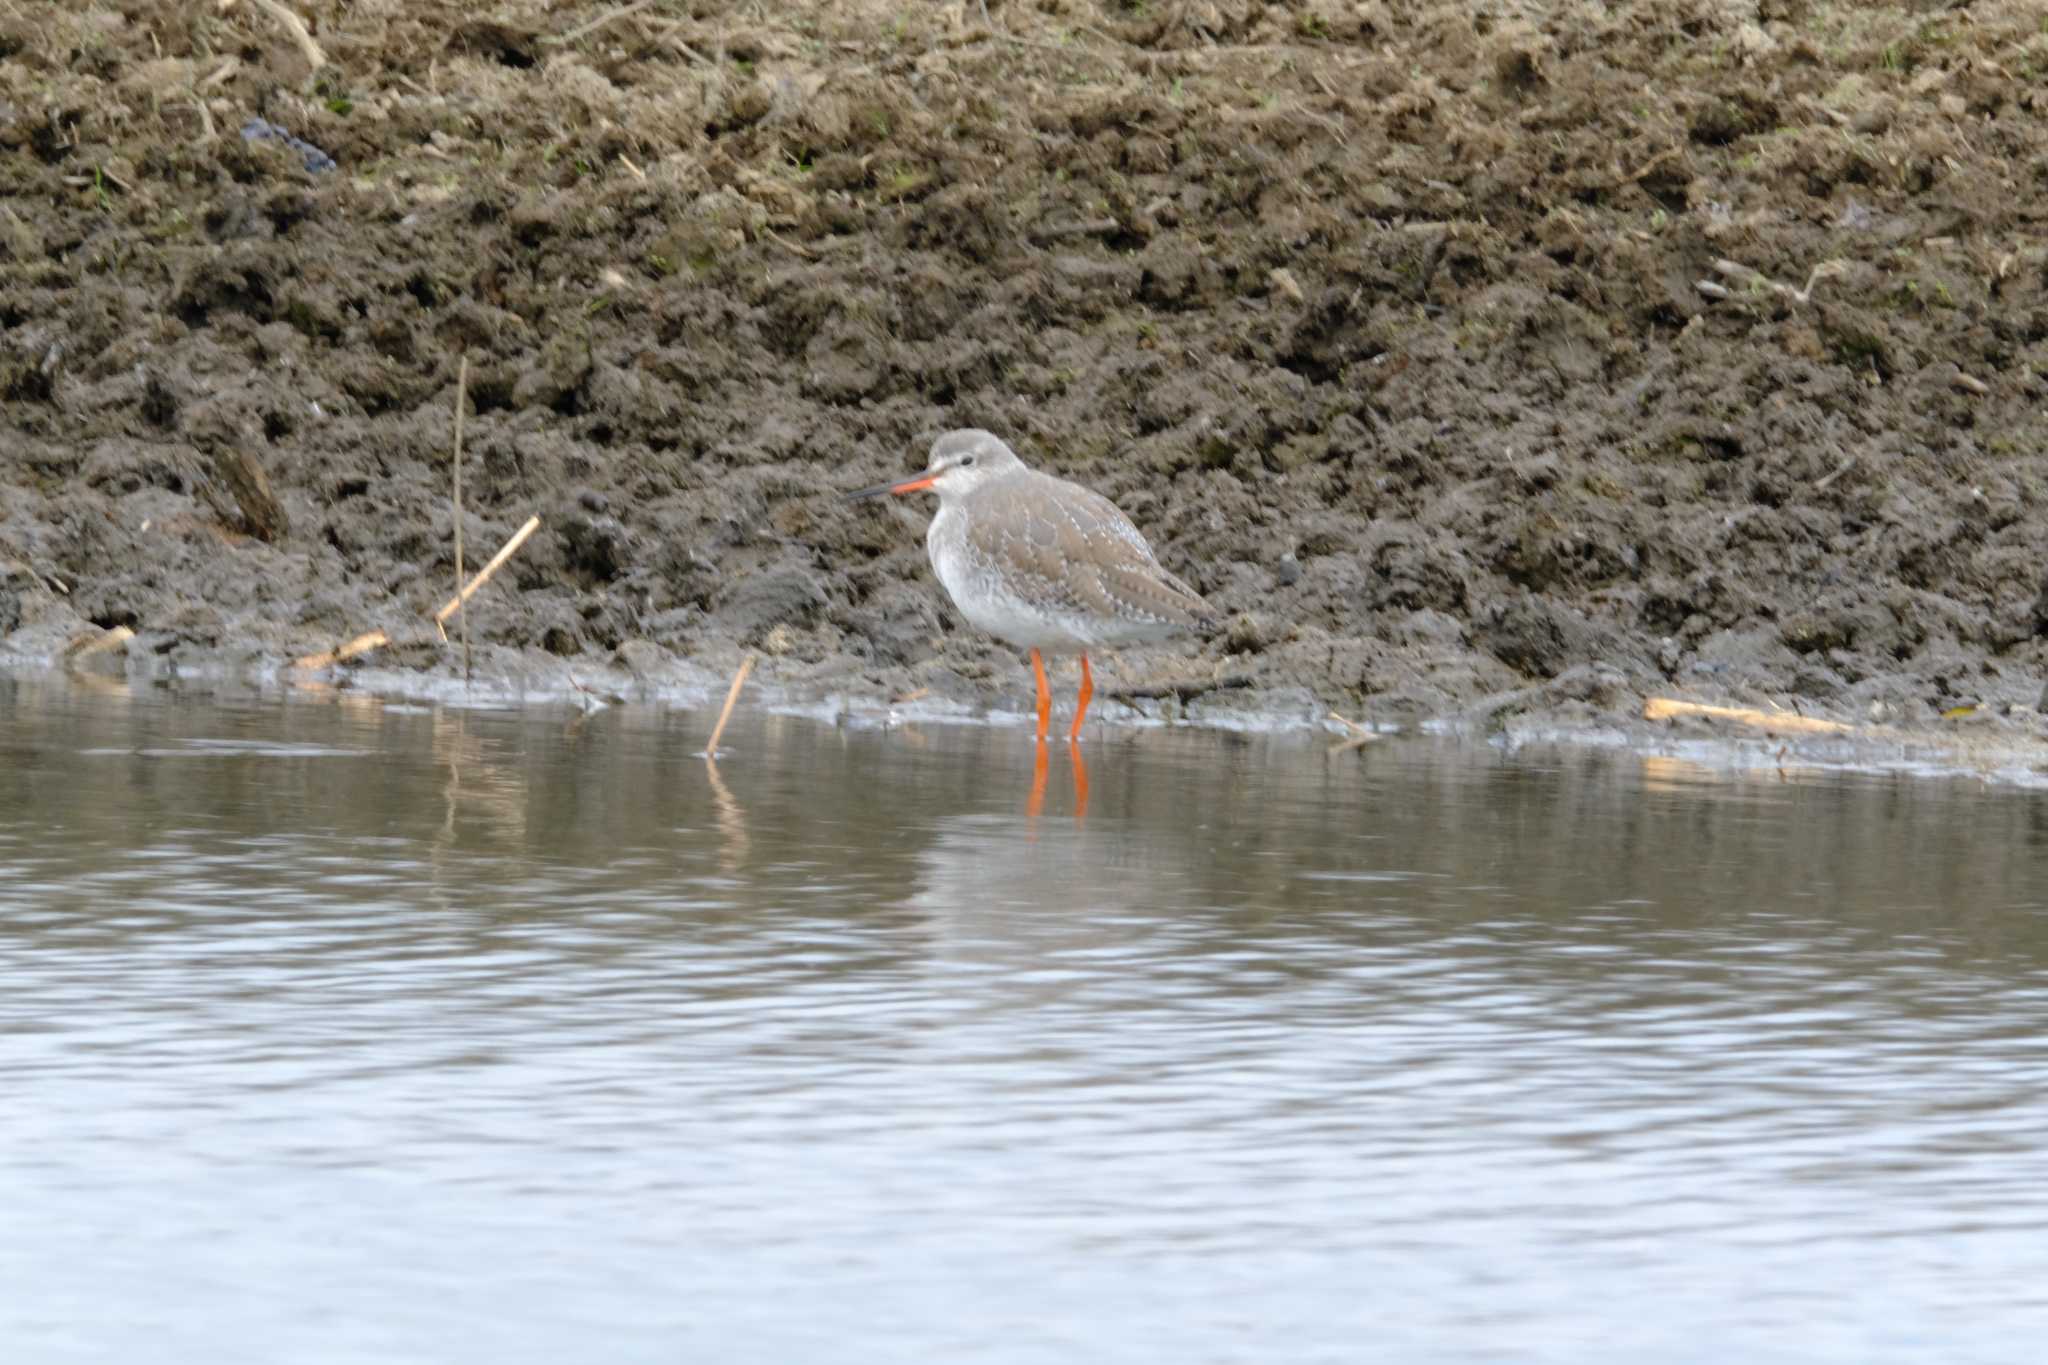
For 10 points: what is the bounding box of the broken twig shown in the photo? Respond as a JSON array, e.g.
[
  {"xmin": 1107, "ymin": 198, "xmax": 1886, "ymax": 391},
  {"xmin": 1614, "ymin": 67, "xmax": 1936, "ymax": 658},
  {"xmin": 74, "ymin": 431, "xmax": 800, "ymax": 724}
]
[
  {"xmin": 1623, "ymin": 147, "xmax": 1680, "ymax": 184},
  {"xmin": 1710, "ymin": 257, "xmax": 1846, "ymax": 306},
  {"xmin": 449, "ymin": 356, "xmax": 471, "ymax": 678},
  {"xmin": 1813, "ymin": 455, "xmax": 1857, "ymax": 491},
  {"xmin": 65, "ymin": 625, "xmax": 134, "ymax": 661},
  {"xmin": 545, "ymin": 0, "xmax": 657, "ymax": 46},
  {"xmin": 705, "ymin": 654, "xmax": 756, "ymax": 755},
  {"xmin": 1268, "ymin": 266, "xmax": 1307, "ymax": 303},
  {"xmin": 1327, "ymin": 710, "xmax": 1379, "ymax": 752},
  {"xmin": 571, "ymin": 676, "xmax": 626, "ymax": 707},
  {"xmin": 432, "ymin": 515, "xmax": 541, "ymax": 626},
  {"xmin": 1643, "ymin": 697, "xmax": 1853, "ymax": 736},
  {"xmin": 292, "ymin": 628, "xmax": 390, "ymax": 671}
]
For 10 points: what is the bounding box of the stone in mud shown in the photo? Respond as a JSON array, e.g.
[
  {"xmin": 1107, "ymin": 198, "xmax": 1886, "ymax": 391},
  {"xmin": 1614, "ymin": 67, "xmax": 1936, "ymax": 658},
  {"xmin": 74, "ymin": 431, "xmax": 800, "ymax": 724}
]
[{"xmin": 239, "ymin": 118, "xmax": 336, "ymax": 174}]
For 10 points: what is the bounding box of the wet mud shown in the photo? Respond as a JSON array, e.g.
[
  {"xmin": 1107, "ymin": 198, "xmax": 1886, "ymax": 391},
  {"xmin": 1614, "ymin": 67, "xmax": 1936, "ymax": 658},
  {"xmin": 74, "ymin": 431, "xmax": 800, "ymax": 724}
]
[{"xmin": 4, "ymin": 1, "xmax": 2048, "ymax": 742}]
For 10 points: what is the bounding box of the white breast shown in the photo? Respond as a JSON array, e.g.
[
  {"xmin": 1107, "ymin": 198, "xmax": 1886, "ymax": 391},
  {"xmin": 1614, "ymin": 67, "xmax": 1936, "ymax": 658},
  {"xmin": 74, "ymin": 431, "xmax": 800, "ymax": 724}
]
[{"xmin": 926, "ymin": 503, "xmax": 1092, "ymax": 652}]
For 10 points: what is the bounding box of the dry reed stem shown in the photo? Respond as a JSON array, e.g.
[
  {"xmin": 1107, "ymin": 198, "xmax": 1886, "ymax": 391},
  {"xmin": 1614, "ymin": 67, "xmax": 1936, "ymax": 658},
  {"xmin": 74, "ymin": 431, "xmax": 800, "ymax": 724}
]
[
  {"xmin": 451, "ymin": 356, "xmax": 471, "ymax": 677},
  {"xmin": 546, "ymin": 0, "xmax": 657, "ymax": 46},
  {"xmin": 1326, "ymin": 711, "xmax": 1380, "ymax": 745},
  {"xmin": 66, "ymin": 625, "xmax": 134, "ymax": 660},
  {"xmin": 291, "ymin": 628, "xmax": 389, "ymax": 671},
  {"xmin": 1709, "ymin": 257, "xmax": 1845, "ymax": 306},
  {"xmin": 1643, "ymin": 697, "xmax": 1854, "ymax": 736},
  {"xmin": 1814, "ymin": 455, "xmax": 1857, "ymax": 491},
  {"xmin": 1326, "ymin": 710, "xmax": 1378, "ymax": 752},
  {"xmin": 432, "ymin": 516, "xmax": 541, "ymax": 626},
  {"xmin": 705, "ymin": 654, "xmax": 756, "ymax": 755}
]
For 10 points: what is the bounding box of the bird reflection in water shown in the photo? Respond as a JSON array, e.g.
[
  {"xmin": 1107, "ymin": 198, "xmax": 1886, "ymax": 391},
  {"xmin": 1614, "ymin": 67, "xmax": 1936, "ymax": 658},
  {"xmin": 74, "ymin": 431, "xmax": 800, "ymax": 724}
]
[{"xmin": 1026, "ymin": 736, "xmax": 1088, "ymax": 822}]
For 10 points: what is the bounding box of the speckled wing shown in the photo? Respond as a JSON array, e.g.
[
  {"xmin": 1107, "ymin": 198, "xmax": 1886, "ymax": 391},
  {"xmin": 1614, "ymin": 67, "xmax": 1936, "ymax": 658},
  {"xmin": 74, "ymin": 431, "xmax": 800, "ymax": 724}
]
[{"xmin": 965, "ymin": 472, "xmax": 1216, "ymax": 642}]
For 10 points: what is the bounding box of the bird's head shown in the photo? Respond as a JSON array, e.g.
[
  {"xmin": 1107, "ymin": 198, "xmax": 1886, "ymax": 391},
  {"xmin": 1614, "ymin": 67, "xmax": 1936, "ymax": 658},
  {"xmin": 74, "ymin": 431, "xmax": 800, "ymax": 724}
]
[{"xmin": 845, "ymin": 429, "xmax": 1023, "ymax": 504}]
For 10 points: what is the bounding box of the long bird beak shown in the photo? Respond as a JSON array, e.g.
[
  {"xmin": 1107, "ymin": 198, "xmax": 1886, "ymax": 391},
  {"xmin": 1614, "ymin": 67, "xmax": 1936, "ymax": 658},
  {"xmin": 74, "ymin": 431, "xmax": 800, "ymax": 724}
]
[{"xmin": 844, "ymin": 469, "xmax": 940, "ymax": 500}]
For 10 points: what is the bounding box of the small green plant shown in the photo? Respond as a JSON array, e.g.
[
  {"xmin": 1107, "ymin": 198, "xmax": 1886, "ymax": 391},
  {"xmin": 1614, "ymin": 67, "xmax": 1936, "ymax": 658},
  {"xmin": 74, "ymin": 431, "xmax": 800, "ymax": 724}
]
[
  {"xmin": 326, "ymin": 96, "xmax": 353, "ymax": 116},
  {"xmin": 882, "ymin": 165, "xmax": 931, "ymax": 199}
]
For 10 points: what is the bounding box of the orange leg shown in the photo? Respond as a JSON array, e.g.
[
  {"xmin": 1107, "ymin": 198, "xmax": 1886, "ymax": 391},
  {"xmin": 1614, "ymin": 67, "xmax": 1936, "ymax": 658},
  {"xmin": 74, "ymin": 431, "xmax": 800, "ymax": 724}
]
[
  {"xmin": 1030, "ymin": 648, "xmax": 1052, "ymax": 742},
  {"xmin": 1027, "ymin": 737, "xmax": 1049, "ymax": 820},
  {"xmin": 1068, "ymin": 652, "xmax": 1094, "ymax": 742}
]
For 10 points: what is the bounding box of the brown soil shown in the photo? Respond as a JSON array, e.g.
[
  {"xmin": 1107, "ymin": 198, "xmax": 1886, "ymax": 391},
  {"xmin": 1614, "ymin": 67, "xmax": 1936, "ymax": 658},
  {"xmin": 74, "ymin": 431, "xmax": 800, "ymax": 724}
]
[{"xmin": 4, "ymin": 1, "xmax": 2048, "ymax": 733}]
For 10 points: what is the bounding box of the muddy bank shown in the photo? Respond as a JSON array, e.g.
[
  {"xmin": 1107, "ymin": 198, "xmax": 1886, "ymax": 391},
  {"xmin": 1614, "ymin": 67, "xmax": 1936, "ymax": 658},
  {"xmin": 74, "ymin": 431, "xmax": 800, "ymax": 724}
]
[{"xmin": 4, "ymin": 0, "xmax": 2048, "ymax": 735}]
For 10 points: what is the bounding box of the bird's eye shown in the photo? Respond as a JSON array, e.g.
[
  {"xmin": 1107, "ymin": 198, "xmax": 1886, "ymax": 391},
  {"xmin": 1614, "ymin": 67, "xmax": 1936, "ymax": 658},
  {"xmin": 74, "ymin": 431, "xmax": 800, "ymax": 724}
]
[{"xmin": 959, "ymin": 455, "xmax": 976, "ymax": 467}]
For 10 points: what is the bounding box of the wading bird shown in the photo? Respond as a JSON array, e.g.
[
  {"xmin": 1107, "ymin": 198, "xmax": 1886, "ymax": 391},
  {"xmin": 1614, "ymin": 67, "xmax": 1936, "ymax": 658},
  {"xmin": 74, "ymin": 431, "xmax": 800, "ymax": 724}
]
[{"xmin": 847, "ymin": 429, "xmax": 1216, "ymax": 742}]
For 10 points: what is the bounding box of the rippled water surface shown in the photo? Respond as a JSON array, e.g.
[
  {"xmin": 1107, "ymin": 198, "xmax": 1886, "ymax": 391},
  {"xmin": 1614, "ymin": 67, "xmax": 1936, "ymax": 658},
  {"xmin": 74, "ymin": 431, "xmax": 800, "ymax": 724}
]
[{"xmin": 5, "ymin": 676, "xmax": 2048, "ymax": 1363}]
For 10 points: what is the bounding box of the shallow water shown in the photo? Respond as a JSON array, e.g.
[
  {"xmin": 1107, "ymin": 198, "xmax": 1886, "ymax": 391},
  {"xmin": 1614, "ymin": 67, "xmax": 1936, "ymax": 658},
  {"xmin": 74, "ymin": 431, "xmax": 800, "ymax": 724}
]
[{"xmin": 4, "ymin": 675, "xmax": 2048, "ymax": 1363}]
